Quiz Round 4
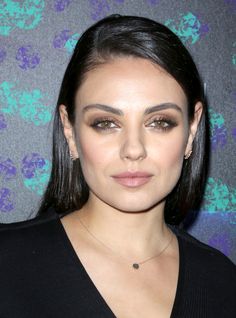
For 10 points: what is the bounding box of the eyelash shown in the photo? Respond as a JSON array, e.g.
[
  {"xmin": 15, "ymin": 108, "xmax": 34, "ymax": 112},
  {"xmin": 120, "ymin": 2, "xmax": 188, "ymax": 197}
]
[
  {"xmin": 90, "ymin": 117, "xmax": 120, "ymax": 131},
  {"xmin": 146, "ymin": 117, "xmax": 178, "ymax": 131},
  {"xmin": 90, "ymin": 116, "xmax": 177, "ymax": 132}
]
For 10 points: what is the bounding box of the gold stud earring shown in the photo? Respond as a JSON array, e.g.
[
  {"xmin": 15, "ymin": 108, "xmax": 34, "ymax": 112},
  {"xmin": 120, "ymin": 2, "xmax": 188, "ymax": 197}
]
[
  {"xmin": 69, "ymin": 150, "xmax": 78, "ymax": 161},
  {"xmin": 184, "ymin": 150, "xmax": 192, "ymax": 160}
]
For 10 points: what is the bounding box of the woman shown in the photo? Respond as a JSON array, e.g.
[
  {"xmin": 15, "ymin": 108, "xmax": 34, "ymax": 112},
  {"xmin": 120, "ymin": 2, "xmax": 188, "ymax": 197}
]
[{"xmin": 0, "ymin": 15, "xmax": 235, "ymax": 318}]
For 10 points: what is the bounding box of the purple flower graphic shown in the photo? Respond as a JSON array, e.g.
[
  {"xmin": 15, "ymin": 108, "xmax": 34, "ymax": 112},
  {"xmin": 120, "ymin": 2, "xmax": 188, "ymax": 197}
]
[
  {"xmin": 146, "ymin": 0, "xmax": 159, "ymax": 4},
  {"xmin": 0, "ymin": 114, "xmax": 7, "ymax": 131},
  {"xmin": 208, "ymin": 232, "xmax": 232, "ymax": 256},
  {"xmin": 0, "ymin": 188, "xmax": 14, "ymax": 213},
  {"xmin": 21, "ymin": 153, "xmax": 46, "ymax": 179},
  {"xmin": 54, "ymin": 0, "xmax": 72, "ymax": 12},
  {"xmin": 0, "ymin": 157, "xmax": 17, "ymax": 181},
  {"xmin": 53, "ymin": 30, "xmax": 71, "ymax": 49},
  {"xmin": 0, "ymin": 48, "xmax": 7, "ymax": 63},
  {"xmin": 16, "ymin": 45, "xmax": 40, "ymax": 70},
  {"xmin": 211, "ymin": 125, "xmax": 227, "ymax": 150},
  {"xmin": 89, "ymin": 0, "xmax": 110, "ymax": 21}
]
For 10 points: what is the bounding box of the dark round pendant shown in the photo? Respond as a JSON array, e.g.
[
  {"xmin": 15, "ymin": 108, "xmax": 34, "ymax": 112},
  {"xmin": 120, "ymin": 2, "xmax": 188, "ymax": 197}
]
[{"xmin": 132, "ymin": 263, "xmax": 139, "ymax": 269}]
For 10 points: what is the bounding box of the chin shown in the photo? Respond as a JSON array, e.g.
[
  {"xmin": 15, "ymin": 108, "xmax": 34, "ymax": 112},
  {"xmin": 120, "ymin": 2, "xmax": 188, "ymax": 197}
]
[{"xmin": 108, "ymin": 199, "xmax": 164, "ymax": 214}]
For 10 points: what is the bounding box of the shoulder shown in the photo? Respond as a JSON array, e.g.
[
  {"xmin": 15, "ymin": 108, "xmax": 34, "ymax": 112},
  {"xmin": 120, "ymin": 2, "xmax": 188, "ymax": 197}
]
[
  {"xmin": 0, "ymin": 207, "xmax": 58, "ymax": 230},
  {"xmin": 174, "ymin": 226, "xmax": 235, "ymax": 269},
  {"xmin": 172, "ymin": 225, "xmax": 236, "ymax": 289},
  {"xmin": 0, "ymin": 207, "xmax": 66, "ymax": 281},
  {"xmin": 0, "ymin": 207, "xmax": 60, "ymax": 251},
  {"xmin": 168, "ymin": 227, "xmax": 236, "ymax": 316}
]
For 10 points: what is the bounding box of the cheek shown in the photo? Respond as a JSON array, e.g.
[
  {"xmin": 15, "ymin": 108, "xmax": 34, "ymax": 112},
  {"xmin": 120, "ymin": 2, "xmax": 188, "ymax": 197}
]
[
  {"xmin": 165, "ymin": 137, "xmax": 186, "ymax": 162},
  {"xmin": 149, "ymin": 131, "xmax": 187, "ymax": 183},
  {"xmin": 151, "ymin": 130, "xmax": 187, "ymax": 162},
  {"xmin": 76, "ymin": 133, "xmax": 115, "ymax": 176},
  {"xmin": 164, "ymin": 146, "xmax": 184, "ymax": 179}
]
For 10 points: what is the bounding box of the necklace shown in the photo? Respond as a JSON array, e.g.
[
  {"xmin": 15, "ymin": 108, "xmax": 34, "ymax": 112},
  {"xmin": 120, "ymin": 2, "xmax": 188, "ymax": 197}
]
[{"xmin": 78, "ymin": 216, "xmax": 174, "ymax": 270}]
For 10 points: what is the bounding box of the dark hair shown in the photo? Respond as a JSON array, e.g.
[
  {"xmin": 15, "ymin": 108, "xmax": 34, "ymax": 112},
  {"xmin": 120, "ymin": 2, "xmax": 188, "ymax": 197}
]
[{"xmin": 38, "ymin": 14, "xmax": 208, "ymax": 225}]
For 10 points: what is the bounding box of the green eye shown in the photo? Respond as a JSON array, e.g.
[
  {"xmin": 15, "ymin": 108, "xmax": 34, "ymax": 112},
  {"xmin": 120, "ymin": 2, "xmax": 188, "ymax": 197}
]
[
  {"xmin": 98, "ymin": 120, "xmax": 116, "ymax": 129},
  {"xmin": 147, "ymin": 118, "xmax": 177, "ymax": 131},
  {"xmin": 150, "ymin": 120, "xmax": 169, "ymax": 128},
  {"xmin": 91, "ymin": 118, "xmax": 119, "ymax": 131}
]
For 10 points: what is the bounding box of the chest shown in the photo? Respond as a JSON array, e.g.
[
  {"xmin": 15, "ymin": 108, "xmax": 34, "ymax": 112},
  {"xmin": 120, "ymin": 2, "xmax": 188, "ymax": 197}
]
[{"xmin": 76, "ymin": 247, "xmax": 179, "ymax": 318}]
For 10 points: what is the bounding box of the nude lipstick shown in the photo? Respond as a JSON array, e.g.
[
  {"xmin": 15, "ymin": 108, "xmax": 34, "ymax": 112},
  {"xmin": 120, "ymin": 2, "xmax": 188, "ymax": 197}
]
[{"xmin": 111, "ymin": 171, "xmax": 153, "ymax": 188}]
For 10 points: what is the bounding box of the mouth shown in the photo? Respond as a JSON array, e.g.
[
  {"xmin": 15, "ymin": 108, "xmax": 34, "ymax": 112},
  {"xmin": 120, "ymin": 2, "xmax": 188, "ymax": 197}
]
[{"xmin": 111, "ymin": 171, "xmax": 153, "ymax": 188}]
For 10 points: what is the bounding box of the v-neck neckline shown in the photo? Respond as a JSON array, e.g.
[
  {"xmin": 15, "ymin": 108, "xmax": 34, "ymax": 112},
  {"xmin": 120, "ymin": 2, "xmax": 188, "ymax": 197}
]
[{"xmin": 55, "ymin": 213, "xmax": 184, "ymax": 318}]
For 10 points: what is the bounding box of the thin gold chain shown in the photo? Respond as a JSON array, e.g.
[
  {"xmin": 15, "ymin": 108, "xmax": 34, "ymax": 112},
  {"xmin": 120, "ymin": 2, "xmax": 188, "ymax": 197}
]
[{"xmin": 78, "ymin": 216, "xmax": 174, "ymax": 269}]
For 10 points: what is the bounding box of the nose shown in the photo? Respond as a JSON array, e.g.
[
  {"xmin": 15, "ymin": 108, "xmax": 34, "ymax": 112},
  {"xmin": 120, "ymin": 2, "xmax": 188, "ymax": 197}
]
[{"xmin": 120, "ymin": 129, "xmax": 147, "ymax": 161}]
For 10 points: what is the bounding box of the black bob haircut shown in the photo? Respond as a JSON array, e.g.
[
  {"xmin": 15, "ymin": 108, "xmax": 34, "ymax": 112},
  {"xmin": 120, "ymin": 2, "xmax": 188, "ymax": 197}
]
[{"xmin": 38, "ymin": 14, "xmax": 209, "ymax": 225}]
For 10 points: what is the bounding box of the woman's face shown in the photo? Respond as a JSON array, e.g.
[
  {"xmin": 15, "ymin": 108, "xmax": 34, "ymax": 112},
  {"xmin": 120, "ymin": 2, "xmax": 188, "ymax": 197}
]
[{"xmin": 61, "ymin": 57, "xmax": 201, "ymax": 213}]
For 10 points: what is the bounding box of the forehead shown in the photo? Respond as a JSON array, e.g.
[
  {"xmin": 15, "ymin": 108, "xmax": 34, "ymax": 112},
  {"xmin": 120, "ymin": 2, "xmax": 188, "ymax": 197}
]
[{"xmin": 75, "ymin": 57, "xmax": 187, "ymax": 113}]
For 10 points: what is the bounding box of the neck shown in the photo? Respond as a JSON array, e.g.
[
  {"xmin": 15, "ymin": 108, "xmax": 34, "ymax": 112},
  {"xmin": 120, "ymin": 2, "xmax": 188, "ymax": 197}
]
[{"xmin": 77, "ymin": 195, "xmax": 171, "ymax": 260}]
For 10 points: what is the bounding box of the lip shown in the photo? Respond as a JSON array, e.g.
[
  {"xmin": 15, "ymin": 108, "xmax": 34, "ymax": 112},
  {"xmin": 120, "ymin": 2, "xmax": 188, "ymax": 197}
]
[{"xmin": 111, "ymin": 171, "xmax": 153, "ymax": 188}]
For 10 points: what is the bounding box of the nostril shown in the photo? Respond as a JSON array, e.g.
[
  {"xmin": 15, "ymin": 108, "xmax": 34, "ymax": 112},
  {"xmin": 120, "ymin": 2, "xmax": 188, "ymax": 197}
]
[{"xmin": 120, "ymin": 138, "xmax": 147, "ymax": 161}]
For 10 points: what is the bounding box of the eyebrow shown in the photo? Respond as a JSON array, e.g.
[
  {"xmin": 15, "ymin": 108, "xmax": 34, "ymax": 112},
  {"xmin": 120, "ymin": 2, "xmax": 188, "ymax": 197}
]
[
  {"xmin": 82, "ymin": 104, "xmax": 123, "ymax": 115},
  {"xmin": 144, "ymin": 103, "xmax": 182, "ymax": 115},
  {"xmin": 82, "ymin": 103, "xmax": 182, "ymax": 115}
]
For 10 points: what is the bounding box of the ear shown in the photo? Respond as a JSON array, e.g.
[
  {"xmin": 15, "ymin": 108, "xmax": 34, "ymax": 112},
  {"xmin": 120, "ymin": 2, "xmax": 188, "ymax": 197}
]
[
  {"xmin": 184, "ymin": 102, "xmax": 203, "ymax": 157},
  {"xmin": 59, "ymin": 105, "xmax": 79, "ymax": 160}
]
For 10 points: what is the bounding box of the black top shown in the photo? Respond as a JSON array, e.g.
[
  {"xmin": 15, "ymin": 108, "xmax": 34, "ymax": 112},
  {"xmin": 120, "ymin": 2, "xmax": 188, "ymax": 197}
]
[{"xmin": 0, "ymin": 208, "xmax": 235, "ymax": 318}]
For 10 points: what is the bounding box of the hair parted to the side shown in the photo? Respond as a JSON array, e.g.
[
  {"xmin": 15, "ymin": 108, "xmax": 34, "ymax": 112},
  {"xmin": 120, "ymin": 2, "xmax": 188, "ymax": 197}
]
[{"xmin": 37, "ymin": 14, "xmax": 209, "ymax": 225}]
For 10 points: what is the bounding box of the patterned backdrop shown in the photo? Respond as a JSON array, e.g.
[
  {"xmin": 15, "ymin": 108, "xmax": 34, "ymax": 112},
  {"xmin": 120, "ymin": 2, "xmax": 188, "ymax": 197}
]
[{"xmin": 0, "ymin": 0, "xmax": 235, "ymax": 263}]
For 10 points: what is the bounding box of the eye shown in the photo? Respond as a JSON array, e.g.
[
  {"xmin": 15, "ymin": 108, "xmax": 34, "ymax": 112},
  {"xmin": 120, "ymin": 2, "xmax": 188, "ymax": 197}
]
[
  {"xmin": 90, "ymin": 118, "xmax": 120, "ymax": 131},
  {"xmin": 146, "ymin": 117, "xmax": 177, "ymax": 131}
]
